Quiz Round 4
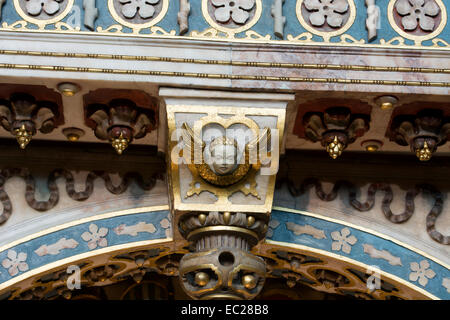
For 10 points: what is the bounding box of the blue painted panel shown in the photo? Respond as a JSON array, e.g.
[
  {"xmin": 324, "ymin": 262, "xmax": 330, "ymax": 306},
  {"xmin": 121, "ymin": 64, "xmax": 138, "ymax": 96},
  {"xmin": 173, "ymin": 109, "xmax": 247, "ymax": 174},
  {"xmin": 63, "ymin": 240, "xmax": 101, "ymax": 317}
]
[
  {"xmin": 268, "ymin": 208, "xmax": 450, "ymax": 299},
  {"xmin": 0, "ymin": 209, "xmax": 171, "ymax": 285}
]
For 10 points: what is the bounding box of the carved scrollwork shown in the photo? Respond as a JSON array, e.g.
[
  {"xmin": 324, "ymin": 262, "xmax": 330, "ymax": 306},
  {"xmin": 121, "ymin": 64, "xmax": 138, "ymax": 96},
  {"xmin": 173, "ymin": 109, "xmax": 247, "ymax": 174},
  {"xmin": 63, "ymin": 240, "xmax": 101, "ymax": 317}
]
[
  {"xmin": 0, "ymin": 168, "xmax": 163, "ymax": 224},
  {"xmin": 277, "ymin": 177, "xmax": 450, "ymax": 245}
]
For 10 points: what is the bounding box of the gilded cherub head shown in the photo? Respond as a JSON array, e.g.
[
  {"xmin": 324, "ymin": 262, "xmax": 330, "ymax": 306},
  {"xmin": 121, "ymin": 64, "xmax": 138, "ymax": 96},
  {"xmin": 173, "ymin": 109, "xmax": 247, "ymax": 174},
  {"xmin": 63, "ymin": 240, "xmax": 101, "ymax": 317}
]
[{"xmin": 208, "ymin": 136, "xmax": 239, "ymax": 176}]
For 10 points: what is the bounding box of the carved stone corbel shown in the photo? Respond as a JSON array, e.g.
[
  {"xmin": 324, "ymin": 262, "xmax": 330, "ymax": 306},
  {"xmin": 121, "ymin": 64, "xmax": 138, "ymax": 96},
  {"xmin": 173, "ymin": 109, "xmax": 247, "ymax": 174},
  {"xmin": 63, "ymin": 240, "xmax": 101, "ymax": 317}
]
[
  {"xmin": 303, "ymin": 107, "xmax": 370, "ymax": 159},
  {"xmin": 87, "ymin": 99, "xmax": 155, "ymax": 154},
  {"xmin": 178, "ymin": 211, "xmax": 268, "ymax": 300},
  {"xmin": 0, "ymin": 92, "xmax": 61, "ymax": 149},
  {"xmin": 84, "ymin": 89, "xmax": 158, "ymax": 155},
  {"xmin": 388, "ymin": 108, "xmax": 450, "ymax": 161},
  {"xmin": 161, "ymin": 88, "xmax": 293, "ymax": 300}
]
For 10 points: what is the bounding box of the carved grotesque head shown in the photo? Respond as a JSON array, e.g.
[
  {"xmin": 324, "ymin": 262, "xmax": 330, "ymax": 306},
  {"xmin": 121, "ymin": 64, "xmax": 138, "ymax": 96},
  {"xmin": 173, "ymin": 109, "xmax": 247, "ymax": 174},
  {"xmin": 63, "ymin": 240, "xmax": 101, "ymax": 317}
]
[
  {"xmin": 179, "ymin": 248, "xmax": 266, "ymax": 300},
  {"xmin": 209, "ymin": 136, "xmax": 239, "ymax": 175}
]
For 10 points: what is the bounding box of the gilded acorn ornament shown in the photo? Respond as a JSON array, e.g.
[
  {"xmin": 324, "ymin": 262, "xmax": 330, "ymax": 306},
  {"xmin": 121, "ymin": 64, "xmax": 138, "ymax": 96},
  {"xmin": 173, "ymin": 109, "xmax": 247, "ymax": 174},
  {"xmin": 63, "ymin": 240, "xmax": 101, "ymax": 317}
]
[
  {"xmin": 111, "ymin": 132, "xmax": 129, "ymax": 155},
  {"xmin": 14, "ymin": 124, "xmax": 33, "ymax": 149},
  {"xmin": 326, "ymin": 136, "xmax": 344, "ymax": 159},
  {"xmin": 416, "ymin": 141, "xmax": 433, "ymax": 161}
]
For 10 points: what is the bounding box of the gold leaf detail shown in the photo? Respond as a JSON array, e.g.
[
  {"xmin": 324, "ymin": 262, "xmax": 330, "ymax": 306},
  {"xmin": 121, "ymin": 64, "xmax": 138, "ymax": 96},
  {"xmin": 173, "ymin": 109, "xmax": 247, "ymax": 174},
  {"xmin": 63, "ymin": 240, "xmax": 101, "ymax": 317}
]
[
  {"xmin": 379, "ymin": 37, "xmax": 406, "ymax": 46},
  {"xmin": 286, "ymin": 32, "xmax": 314, "ymax": 42},
  {"xmin": 339, "ymin": 34, "xmax": 365, "ymax": 44}
]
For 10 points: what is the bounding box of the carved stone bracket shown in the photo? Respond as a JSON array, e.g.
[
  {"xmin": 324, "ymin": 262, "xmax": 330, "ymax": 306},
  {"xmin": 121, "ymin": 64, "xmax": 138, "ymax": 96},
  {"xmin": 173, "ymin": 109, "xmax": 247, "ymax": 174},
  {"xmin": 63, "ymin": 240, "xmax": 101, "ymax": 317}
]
[
  {"xmin": 84, "ymin": 89, "xmax": 158, "ymax": 154},
  {"xmin": 387, "ymin": 108, "xmax": 450, "ymax": 161},
  {"xmin": 302, "ymin": 105, "xmax": 370, "ymax": 159},
  {"xmin": 178, "ymin": 211, "xmax": 269, "ymax": 299},
  {"xmin": 0, "ymin": 90, "xmax": 63, "ymax": 149},
  {"xmin": 161, "ymin": 88, "xmax": 293, "ymax": 300}
]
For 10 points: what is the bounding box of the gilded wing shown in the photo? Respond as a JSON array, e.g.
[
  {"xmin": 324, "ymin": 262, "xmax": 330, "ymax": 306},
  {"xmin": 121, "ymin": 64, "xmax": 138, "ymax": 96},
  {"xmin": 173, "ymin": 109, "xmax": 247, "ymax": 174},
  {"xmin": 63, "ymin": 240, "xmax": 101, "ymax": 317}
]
[
  {"xmin": 181, "ymin": 122, "xmax": 205, "ymax": 164},
  {"xmin": 245, "ymin": 127, "xmax": 271, "ymax": 164}
]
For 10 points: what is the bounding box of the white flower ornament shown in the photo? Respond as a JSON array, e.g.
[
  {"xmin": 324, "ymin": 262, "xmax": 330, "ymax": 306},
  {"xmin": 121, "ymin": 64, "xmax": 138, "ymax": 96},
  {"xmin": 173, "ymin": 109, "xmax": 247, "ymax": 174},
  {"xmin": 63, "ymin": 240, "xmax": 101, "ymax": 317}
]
[
  {"xmin": 26, "ymin": 0, "xmax": 64, "ymax": 16},
  {"xmin": 304, "ymin": 0, "xmax": 349, "ymax": 28},
  {"xmin": 2, "ymin": 250, "xmax": 29, "ymax": 276},
  {"xmin": 409, "ymin": 260, "xmax": 435, "ymax": 286},
  {"xmin": 395, "ymin": 0, "xmax": 440, "ymax": 31},
  {"xmin": 119, "ymin": 0, "xmax": 160, "ymax": 19},
  {"xmin": 81, "ymin": 224, "xmax": 108, "ymax": 250},
  {"xmin": 330, "ymin": 227, "xmax": 357, "ymax": 254}
]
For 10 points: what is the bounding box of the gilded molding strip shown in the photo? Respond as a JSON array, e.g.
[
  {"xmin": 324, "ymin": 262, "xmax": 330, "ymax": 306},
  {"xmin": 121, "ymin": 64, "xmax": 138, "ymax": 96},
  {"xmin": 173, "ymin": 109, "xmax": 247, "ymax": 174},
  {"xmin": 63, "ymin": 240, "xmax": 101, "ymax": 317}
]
[
  {"xmin": 0, "ymin": 49, "xmax": 449, "ymax": 75},
  {"xmin": 272, "ymin": 206, "xmax": 449, "ymax": 270},
  {"xmin": 0, "ymin": 63, "xmax": 449, "ymax": 88},
  {"xmin": 0, "ymin": 205, "xmax": 170, "ymax": 253}
]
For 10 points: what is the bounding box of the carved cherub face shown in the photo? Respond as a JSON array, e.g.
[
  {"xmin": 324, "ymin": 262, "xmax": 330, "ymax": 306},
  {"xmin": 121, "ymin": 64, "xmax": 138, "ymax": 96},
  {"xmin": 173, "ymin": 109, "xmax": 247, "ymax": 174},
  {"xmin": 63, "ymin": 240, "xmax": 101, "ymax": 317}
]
[{"xmin": 209, "ymin": 137, "xmax": 238, "ymax": 175}]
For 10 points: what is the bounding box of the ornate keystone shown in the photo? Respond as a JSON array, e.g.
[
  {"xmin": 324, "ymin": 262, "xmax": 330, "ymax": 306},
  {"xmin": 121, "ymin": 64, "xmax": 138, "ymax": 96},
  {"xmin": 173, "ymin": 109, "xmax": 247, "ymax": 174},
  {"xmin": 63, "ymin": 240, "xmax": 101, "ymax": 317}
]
[
  {"xmin": 0, "ymin": 92, "xmax": 61, "ymax": 149},
  {"xmin": 178, "ymin": 211, "xmax": 268, "ymax": 300},
  {"xmin": 303, "ymin": 106, "xmax": 370, "ymax": 159},
  {"xmin": 84, "ymin": 90, "xmax": 157, "ymax": 155},
  {"xmin": 388, "ymin": 108, "xmax": 450, "ymax": 161}
]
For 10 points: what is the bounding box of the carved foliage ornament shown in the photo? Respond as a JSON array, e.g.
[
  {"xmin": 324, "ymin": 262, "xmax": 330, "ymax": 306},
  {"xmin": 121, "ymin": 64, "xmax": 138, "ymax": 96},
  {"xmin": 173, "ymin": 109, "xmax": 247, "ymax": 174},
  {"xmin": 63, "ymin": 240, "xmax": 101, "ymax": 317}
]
[
  {"xmin": 388, "ymin": 108, "xmax": 450, "ymax": 161},
  {"xmin": 26, "ymin": 0, "xmax": 64, "ymax": 16},
  {"xmin": 85, "ymin": 89, "xmax": 157, "ymax": 155},
  {"xmin": 119, "ymin": 0, "xmax": 160, "ymax": 19}
]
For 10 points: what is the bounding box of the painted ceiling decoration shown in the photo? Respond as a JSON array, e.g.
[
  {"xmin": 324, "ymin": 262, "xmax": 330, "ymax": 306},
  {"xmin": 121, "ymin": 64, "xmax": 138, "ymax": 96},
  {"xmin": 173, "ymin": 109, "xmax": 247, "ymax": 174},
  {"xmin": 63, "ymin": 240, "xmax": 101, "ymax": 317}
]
[{"xmin": 0, "ymin": 0, "xmax": 447, "ymax": 49}]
